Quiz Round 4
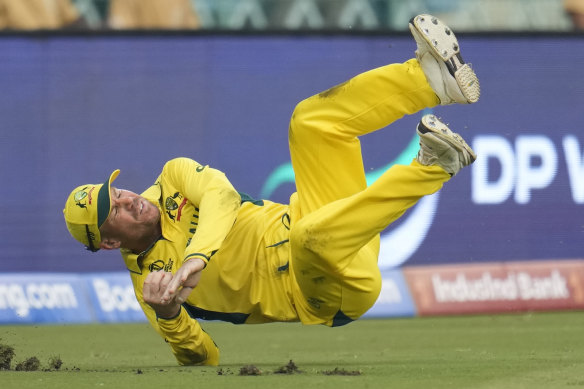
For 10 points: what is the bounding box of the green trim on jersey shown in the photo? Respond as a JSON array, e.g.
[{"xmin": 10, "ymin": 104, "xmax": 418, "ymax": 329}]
[{"xmin": 238, "ymin": 191, "xmax": 264, "ymax": 206}]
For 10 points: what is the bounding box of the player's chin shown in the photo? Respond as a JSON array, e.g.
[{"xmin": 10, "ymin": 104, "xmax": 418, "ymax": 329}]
[{"xmin": 143, "ymin": 204, "xmax": 160, "ymax": 222}]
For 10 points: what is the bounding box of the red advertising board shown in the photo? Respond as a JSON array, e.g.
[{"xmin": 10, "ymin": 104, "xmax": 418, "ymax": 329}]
[{"xmin": 404, "ymin": 260, "xmax": 584, "ymax": 316}]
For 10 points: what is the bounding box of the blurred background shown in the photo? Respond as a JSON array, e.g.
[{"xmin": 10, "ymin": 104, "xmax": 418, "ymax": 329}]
[
  {"xmin": 0, "ymin": 0, "xmax": 583, "ymax": 323},
  {"xmin": 0, "ymin": 0, "xmax": 581, "ymax": 31}
]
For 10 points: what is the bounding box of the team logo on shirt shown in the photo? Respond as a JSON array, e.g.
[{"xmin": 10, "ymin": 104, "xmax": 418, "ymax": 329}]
[
  {"xmin": 165, "ymin": 192, "xmax": 182, "ymax": 221},
  {"xmin": 149, "ymin": 258, "xmax": 174, "ymax": 272},
  {"xmin": 165, "ymin": 192, "xmax": 189, "ymax": 223}
]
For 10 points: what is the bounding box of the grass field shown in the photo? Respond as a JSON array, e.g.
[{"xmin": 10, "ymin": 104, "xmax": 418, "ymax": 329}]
[{"xmin": 1, "ymin": 311, "xmax": 584, "ymax": 389}]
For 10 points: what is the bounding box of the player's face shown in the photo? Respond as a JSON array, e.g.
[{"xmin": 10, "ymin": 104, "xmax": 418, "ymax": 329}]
[{"xmin": 100, "ymin": 187, "xmax": 161, "ymax": 247}]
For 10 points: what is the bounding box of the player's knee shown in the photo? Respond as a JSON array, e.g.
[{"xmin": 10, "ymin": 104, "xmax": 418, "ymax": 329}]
[{"xmin": 289, "ymin": 98, "xmax": 316, "ymax": 141}]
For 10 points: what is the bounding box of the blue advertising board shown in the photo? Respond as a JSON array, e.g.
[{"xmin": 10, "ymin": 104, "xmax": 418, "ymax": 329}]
[
  {"xmin": 0, "ymin": 34, "xmax": 583, "ymax": 274},
  {"xmin": 0, "ymin": 273, "xmax": 93, "ymax": 324},
  {"xmin": 0, "ymin": 272, "xmax": 146, "ymax": 324},
  {"xmin": 82, "ymin": 272, "xmax": 146, "ymax": 323}
]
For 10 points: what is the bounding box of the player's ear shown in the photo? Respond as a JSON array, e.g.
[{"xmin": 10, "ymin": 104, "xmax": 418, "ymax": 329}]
[{"xmin": 100, "ymin": 237, "xmax": 121, "ymax": 250}]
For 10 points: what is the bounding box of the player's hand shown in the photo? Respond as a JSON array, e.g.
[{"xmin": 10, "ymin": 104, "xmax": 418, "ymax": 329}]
[
  {"xmin": 143, "ymin": 271, "xmax": 181, "ymax": 319},
  {"xmin": 161, "ymin": 257, "xmax": 206, "ymax": 304}
]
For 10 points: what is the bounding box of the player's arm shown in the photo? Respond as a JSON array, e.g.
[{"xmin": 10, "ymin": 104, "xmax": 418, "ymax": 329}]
[
  {"xmin": 165, "ymin": 157, "xmax": 241, "ymax": 266},
  {"xmin": 136, "ymin": 271, "xmax": 220, "ymax": 366},
  {"xmin": 161, "ymin": 158, "xmax": 241, "ymax": 302}
]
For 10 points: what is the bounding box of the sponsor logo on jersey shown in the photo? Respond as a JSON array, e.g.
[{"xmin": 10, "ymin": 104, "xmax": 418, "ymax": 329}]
[{"xmin": 148, "ymin": 258, "xmax": 174, "ymax": 272}]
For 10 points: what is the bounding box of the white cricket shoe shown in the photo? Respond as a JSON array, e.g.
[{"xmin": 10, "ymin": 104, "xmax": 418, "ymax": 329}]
[
  {"xmin": 416, "ymin": 114, "xmax": 476, "ymax": 176},
  {"xmin": 409, "ymin": 14, "xmax": 480, "ymax": 105}
]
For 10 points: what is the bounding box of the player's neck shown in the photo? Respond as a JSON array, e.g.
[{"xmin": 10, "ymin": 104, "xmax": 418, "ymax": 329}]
[{"xmin": 128, "ymin": 222, "xmax": 163, "ymax": 255}]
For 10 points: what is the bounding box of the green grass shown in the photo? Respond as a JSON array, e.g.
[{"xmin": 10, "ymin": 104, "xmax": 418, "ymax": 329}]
[{"xmin": 1, "ymin": 312, "xmax": 584, "ymax": 389}]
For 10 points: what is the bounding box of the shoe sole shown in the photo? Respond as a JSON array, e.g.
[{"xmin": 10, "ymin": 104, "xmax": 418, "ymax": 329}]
[
  {"xmin": 418, "ymin": 114, "xmax": 477, "ymax": 163},
  {"xmin": 409, "ymin": 14, "xmax": 480, "ymax": 104}
]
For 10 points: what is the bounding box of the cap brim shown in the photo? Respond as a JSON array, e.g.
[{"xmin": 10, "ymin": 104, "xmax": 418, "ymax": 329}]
[{"xmin": 97, "ymin": 169, "xmax": 120, "ymax": 227}]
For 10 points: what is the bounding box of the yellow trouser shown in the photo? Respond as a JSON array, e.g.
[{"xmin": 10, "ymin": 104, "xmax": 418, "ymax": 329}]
[{"xmin": 287, "ymin": 58, "xmax": 450, "ymax": 326}]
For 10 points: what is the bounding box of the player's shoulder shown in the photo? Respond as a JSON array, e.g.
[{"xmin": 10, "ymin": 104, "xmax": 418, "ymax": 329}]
[{"xmin": 163, "ymin": 157, "xmax": 206, "ymax": 173}]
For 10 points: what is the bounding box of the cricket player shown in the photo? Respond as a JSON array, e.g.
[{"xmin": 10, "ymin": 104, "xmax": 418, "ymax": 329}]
[{"xmin": 63, "ymin": 14, "xmax": 480, "ymax": 366}]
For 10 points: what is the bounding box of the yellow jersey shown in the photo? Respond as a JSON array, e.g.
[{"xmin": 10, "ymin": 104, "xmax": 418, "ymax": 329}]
[{"xmin": 122, "ymin": 157, "xmax": 296, "ymax": 365}]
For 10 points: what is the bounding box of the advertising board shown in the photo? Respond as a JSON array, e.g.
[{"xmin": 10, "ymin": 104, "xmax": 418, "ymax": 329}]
[{"xmin": 404, "ymin": 260, "xmax": 584, "ymax": 315}]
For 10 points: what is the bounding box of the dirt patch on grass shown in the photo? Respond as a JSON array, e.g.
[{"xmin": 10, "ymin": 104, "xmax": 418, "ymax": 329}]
[
  {"xmin": 48, "ymin": 356, "xmax": 63, "ymax": 371},
  {"xmin": 239, "ymin": 365, "xmax": 262, "ymax": 376},
  {"xmin": 15, "ymin": 357, "xmax": 40, "ymax": 371},
  {"xmin": 0, "ymin": 340, "xmax": 63, "ymax": 372},
  {"xmin": 321, "ymin": 367, "xmax": 361, "ymax": 376},
  {"xmin": 219, "ymin": 361, "xmax": 360, "ymax": 377},
  {"xmin": 274, "ymin": 359, "xmax": 302, "ymax": 374},
  {"xmin": 0, "ymin": 343, "xmax": 15, "ymax": 370}
]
